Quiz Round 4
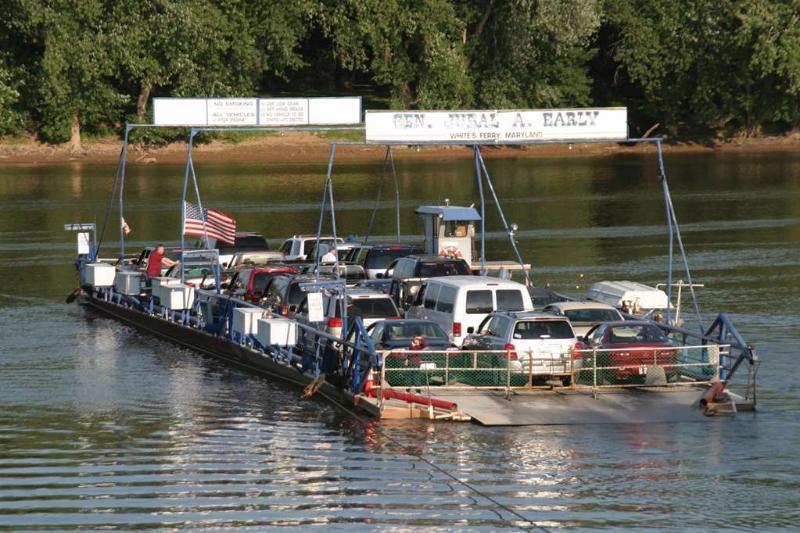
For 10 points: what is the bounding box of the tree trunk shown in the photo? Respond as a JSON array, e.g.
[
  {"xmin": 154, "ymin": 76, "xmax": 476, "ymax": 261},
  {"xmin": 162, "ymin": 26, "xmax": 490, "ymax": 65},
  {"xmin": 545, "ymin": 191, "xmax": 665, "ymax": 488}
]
[
  {"xmin": 136, "ymin": 83, "xmax": 151, "ymax": 122},
  {"xmin": 69, "ymin": 112, "xmax": 81, "ymax": 153}
]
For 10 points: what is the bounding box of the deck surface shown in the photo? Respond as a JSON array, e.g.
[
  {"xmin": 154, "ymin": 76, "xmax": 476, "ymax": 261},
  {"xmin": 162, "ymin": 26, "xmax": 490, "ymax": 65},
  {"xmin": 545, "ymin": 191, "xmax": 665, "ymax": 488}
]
[{"xmin": 433, "ymin": 387, "xmax": 709, "ymax": 425}]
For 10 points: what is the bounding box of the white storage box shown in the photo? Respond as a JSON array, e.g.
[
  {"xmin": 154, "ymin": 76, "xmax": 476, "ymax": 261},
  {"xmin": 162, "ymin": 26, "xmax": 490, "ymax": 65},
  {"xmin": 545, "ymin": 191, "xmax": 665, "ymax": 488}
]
[
  {"xmin": 232, "ymin": 308, "xmax": 265, "ymax": 338},
  {"xmin": 151, "ymin": 277, "xmax": 181, "ymax": 300},
  {"xmin": 115, "ymin": 271, "xmax": 143, "ymax": 295},
  {"xmin": 161, "ymin": 284, "xmax": 195, "ymax": 310},
  {"xmin": 256, "ymin": 318, "xmax": 297, "ymax": 347},
  {"xmin": 85, "ymin": 262, "xmax": 116, "ymax": 287}
]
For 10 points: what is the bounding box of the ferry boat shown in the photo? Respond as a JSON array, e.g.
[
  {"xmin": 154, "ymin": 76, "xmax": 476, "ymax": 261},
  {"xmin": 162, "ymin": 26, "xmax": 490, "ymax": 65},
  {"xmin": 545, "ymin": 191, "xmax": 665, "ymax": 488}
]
[{"xmin": 65, "ymin": 106, "xmax": 758, "ymax": 425}]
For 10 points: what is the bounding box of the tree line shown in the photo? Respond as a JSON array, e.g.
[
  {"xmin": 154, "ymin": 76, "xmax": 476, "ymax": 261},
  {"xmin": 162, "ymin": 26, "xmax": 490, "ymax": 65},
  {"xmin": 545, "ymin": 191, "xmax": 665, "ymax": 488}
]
[{"xmin": 1, "ymin": 0, "xmax": 798, "ymax": 150}]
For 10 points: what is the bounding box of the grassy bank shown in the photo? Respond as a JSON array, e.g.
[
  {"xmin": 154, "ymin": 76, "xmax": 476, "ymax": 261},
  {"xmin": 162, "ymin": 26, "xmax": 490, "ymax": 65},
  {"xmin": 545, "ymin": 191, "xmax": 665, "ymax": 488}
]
[{"xmin": 1, "ymin": 130, "xmax": 799, "ymax": 166}]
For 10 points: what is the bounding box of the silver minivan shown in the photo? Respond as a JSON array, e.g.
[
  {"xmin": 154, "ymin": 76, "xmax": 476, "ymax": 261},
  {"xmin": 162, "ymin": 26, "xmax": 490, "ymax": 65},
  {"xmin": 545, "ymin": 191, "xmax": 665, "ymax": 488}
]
[{"xmin": 405, "ymin": 276, "xmax": 534, "ymax": 347}]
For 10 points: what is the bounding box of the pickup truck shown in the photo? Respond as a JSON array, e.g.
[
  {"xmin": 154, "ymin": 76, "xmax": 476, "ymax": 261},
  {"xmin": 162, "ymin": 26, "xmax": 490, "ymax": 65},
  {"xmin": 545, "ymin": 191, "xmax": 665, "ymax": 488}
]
[{"xmin": 386, "ymin": 255, "xmax": 471, "ymax": 310}]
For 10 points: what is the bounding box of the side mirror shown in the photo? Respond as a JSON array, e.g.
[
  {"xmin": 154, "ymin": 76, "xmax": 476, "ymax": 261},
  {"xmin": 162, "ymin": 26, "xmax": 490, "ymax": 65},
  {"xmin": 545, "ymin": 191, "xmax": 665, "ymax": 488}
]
[{"xmin": 467, "ymin": 326, "xmax": 475, "ymax": 334}]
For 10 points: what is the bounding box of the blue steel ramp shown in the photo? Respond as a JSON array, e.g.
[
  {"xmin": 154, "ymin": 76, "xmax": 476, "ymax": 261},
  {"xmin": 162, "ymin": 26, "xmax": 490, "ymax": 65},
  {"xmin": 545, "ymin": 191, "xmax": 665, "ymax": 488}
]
[{"xmin": 433, "ymin": 388, "xmax": 709, "ymax": 426}]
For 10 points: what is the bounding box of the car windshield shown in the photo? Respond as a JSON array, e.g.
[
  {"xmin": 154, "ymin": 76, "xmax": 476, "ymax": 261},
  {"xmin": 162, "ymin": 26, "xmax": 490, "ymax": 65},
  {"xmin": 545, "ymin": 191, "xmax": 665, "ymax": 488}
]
[
  {"xmin": 417, "ymin": 261, "xmax": 470, "ymax": 277},
  {"xmin": 287, "ymin": 283, "xmax": 307, "ymax": 306},
  {"xmin": 346, "ymin": 298, "xmax": 397, "ymax": 319},
  {"xmin": 252, "ymin": 273, "xmax": 277, "ymax": 292},
  {"xmin": 514, "ymin": 320, "xmax": 574, "ymax": 340},
  {"xmin": 564, "ymin": 308, "xmax": 620, "ymax": 323},
  {"xmin": 607, "ymin": 324, "xmax": 668, "ymax": 344},
  {"xmin": 384, "ymin": 322, "xmax": 448, "ymax": 342},
  {"xmin": 364, "ymin": 248, "xmax": 417, "ymax": 270}
]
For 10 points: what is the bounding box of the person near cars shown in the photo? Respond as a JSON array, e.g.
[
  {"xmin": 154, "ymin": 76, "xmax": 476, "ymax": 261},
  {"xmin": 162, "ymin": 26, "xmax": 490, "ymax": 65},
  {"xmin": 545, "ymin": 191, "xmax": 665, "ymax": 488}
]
[
  {"xmin": 146, "ymin": 244, "xmax": 178, "ymax": 278},
  {"xmin": 321, "ymin": 245, "xmax": 337, "ymax": 264}
]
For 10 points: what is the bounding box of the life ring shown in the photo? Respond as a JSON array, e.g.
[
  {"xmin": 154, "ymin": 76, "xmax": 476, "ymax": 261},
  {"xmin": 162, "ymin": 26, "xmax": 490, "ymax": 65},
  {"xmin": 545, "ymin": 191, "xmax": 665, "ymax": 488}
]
[{"xmin": 439, "ymin": 246, "xmax": 463, "ymax": 259}]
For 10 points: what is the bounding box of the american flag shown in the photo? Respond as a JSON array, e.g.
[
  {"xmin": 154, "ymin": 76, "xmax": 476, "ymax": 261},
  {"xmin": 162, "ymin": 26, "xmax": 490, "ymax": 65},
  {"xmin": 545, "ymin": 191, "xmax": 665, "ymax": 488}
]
[{"xmin": 183, "ymin": 201, "xmax": 236, "ymax": 245}]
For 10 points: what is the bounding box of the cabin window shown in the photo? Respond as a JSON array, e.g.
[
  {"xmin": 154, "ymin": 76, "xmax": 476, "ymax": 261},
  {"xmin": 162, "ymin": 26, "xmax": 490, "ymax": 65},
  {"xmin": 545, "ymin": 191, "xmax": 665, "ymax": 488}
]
[{"xmin": 444, "ymin": 221, "xmax": 469, "ymax": 238}]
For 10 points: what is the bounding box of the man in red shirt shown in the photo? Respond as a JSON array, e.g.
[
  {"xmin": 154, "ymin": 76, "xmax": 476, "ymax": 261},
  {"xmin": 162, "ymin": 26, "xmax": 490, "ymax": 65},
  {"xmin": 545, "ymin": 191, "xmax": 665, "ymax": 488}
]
[{"xmin": 146, "ymin": 244, "xmax": 178, "ymax": 278}]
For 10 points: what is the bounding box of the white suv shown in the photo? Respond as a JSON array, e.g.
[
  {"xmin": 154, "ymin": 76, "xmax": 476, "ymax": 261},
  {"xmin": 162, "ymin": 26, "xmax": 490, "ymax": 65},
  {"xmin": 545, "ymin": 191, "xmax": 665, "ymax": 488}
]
[
  {"xmin": 462, "ymin": 311, "xmax": 581, "ymax": 380},
  {"xmin": 279, "ymin": 235, "xmax": 344, "ymax": 261}
]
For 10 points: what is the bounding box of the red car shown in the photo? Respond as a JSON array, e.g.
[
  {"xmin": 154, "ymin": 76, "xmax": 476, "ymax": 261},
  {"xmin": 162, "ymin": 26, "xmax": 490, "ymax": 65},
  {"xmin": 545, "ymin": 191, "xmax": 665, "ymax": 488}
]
[
  {"xmin": 583, "ymin": 321, "xmax": 678, "ymax": 382},
  {"xmin": 227, "ymin": 265, "xmax": 299, "ymax": 304}
]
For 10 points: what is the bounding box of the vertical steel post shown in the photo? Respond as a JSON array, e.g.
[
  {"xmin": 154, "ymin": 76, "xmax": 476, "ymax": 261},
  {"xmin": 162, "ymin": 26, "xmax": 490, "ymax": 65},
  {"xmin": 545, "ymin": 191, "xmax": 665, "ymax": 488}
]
[
  {"xmin": 477, "ymin": 150, "xmax": 532, "ymax": 286},
  {"xmin": 315, "ymin": 143, "xmax": 337, "ymax": 275},
  {"xmin": 473, "ymin": 146, "xmax": 486, "ymax": 273},
  {"xmin": 365, "ymin": 146, "xmax": 388, "ymax": 244},
  {"xmin": 657, "ymin": 140, "xmax": 674, "ymax": 323},
  {"xmin": 388, "ymin": 146, "xmax": 401, "ymax": 242},
  {"xmin": 179, "ymin": 130, "xmax": 197, "ymax": 284},
  {"xmin": 118, "ymin": 125, "xmax": 131, "ymax": 262}
]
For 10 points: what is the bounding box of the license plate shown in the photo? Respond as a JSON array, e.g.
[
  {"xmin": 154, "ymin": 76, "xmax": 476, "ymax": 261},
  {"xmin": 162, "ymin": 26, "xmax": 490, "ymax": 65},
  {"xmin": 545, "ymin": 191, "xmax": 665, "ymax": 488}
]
[
  {"xmin": 420, "ymin": 362, "xmax": 437, "ymax": 370},
  {"xmin": 639, "ymin": 365, "xmax": 648, "ymax": 375}
]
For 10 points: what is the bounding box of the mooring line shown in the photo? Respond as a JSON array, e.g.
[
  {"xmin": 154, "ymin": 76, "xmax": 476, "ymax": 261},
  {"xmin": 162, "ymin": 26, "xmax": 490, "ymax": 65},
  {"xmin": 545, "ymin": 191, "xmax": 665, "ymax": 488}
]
[{"xmin": 327, "ymin": 396, "xmax": 551, "ymax": 533}]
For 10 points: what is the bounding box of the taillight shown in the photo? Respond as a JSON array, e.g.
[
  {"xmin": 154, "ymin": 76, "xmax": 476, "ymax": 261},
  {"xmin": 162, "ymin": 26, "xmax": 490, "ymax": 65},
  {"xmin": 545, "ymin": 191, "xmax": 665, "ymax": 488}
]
[
  {"xmin": 280, "ymin": 305, "xmax": 288, "ymax": 315},
  {"xmin": 327, "ymin": 317, "xmax": 343, "ymax": 329},
  {"xmin": 503, "ymin": 343, "xmax": 518, "ymax": 361},
  {"xmin": 453, "ymin": 322, "xmax": 462, "ymax": 337},
  {"xmin": 572, "ymin": 341, "xmax": 585, "ymax": 359}
]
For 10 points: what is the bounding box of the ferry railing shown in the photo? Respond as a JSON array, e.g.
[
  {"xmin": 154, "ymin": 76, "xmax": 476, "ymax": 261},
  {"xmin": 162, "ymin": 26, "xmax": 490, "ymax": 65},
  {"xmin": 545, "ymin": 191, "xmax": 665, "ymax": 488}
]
[{"xmin": 378, "ymin": 344, "xmax": 728, "ymax": 393}]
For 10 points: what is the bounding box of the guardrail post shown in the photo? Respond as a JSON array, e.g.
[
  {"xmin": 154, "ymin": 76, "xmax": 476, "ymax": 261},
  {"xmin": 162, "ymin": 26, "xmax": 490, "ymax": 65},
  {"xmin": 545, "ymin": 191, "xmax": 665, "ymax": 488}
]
[
  {"xmin": 445, "ymin": 350, "xmax": 449, "ymax": 386},
  {"xmin": 593, "ymin": 347, "xmax": 598, "ymax": 389},
  {"xmin": 528, "ymin": 351, "xmax": 533, "ymax": 387}
]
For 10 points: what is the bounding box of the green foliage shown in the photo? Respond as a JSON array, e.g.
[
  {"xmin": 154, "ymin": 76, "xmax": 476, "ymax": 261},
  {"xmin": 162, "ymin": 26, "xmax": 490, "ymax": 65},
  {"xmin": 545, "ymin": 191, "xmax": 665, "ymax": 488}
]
[{"xmin": 1, "ymin": 0, "xmax": 799, "ymax": 143}]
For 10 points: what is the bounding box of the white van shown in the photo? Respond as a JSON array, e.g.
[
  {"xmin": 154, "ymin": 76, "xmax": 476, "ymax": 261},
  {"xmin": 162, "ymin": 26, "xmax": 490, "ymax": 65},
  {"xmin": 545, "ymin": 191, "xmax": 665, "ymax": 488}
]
[{"xmin": 405, "ymin": 276, "xmax": 534, "ymax": 347}]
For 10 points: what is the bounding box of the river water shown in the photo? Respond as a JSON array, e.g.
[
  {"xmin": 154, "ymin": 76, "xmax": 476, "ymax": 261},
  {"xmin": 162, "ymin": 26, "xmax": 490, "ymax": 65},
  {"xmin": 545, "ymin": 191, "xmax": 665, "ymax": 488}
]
[{"xmin": 0, "ymin": 151, "xmax": 798, "ymax": 530}]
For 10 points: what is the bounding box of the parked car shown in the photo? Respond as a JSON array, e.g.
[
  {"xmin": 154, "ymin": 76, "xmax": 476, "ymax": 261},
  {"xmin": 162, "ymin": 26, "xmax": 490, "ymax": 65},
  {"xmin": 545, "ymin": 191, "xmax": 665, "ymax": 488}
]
[
  {"xmin": 581, "ymin": 321, "xmax": 678, "ymax": 383},
  {"xmin": 542, "ymin": 301, "xmax": 624, "ymax": 338},
  {"xmin": 164, "ymin": 263, "xmax": 223, "ymax": 290},
  {"xmin": 462, "ymin": 311, "xmax": 581, "ymax": 383},
  {"xmin": 386, "ymin": 255, "xmax": 471, "ymax": 310},
  {"xmin": 278, "ymin": 235, "xmax": 344, "ymax": 261},
  {"xmin": 294, "ymin": 289, "xmax": 401, "ymax": 353},
  {"xmin": 262, "ymin": 274, "xmax": 330, "ymax": 315},
  {"xmin": 357, "ymin": 244, "xmax": 424, "ymax": 279},
  {"xmin": 226, "ymin": 265, "xmax": 299, "ymax": 303},
  {"xmin": 306, "ymin": 241, "xmax": 358, "ymax": 263},
  {"xmin": 365, "ymin": 319, "xmax": 454, "ymax": 351},
  {"xmin": 226, "ymin": 250, "xmax": 285, "ymax": 270},
  {"xmin": 343, "ymin": 244, "xmax": 372, "ymax": 264},
  {"xmin": 200, "ymin": 232, "xmax": 270, "ymax": 268},
  {"xmin": 405, "ymin": 276, "xmax": 534, "ymax": 347}
]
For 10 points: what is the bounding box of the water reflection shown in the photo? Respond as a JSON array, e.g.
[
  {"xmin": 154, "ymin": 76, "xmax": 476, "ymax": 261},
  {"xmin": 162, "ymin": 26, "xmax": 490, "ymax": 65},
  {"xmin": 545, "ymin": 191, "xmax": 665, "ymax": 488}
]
[{"xmin": 0, "ymin": 153, "xmax": 798, "ymax": 528}]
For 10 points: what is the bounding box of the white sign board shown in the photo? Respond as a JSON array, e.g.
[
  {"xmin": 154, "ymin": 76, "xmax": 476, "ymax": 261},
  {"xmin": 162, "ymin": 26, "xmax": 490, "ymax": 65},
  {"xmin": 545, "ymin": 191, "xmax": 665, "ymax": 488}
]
[
  {"xmin": 77, "ymin": 232, "xmax": 90, "ymax": 255},
  {"xmin": 259, "ymin": 98, "xmax": 308, "ymax": 125},
  {"xmin": 153, "ymin": 97, "xmax": 361, "ymax": 126},
  {"xmin": 365, "ymin": 108, "xmax": 628, "ymax": 144},
  {"xmin": 207, "ymin": 98, "xmax": 257, "ymax": 125},
  {"xmin": 307, "ymin": 292, "xmax": 325, "ymax": 323}
]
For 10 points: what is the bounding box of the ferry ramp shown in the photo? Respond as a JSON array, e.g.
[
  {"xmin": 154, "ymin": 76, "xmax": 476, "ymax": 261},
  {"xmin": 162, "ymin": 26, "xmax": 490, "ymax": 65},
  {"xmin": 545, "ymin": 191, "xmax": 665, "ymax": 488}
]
[{"xmin": 433, "ymin": 388, "xmax": 709, "ymax": 426}]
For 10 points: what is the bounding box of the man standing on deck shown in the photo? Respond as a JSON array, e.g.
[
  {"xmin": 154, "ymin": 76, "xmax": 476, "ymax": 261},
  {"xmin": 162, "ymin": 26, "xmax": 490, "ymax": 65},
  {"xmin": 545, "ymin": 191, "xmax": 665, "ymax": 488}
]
[{"xmin": 146, "ymin": 244, "xmax": 178, "ymax": 278}]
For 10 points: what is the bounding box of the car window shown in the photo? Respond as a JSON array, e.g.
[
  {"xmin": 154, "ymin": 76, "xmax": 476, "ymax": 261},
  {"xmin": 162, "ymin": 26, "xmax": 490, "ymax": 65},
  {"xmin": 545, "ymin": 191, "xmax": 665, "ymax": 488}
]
[
  {"xmin": 608, "ymin": 324, "xmax": 668, "ymax": 344},
  {"xmin": 364, "ymin": 248, "xmax": 417, "ymax": 270},
  {"xmin": 279, "ymin": 240, "xmax": 292, "ymax": 254},
  {"xmin": 514, "ymin": 320, "xmax": 574, "ymax": 340},
  {"xmin": 385, "ymin": 322, "xmax": 449, "ymax": 341},
  {"xmin": 564, "ymin": 308, "xmax": 622, "ymax": 323},
  {"xmin": 417, "ymin": 260, "xmax": 470, "ymax": 277},
  {"xmin": 589, "ymin": 325, "xmax": 606, "ymax": 344},
  {"xmin": 287, "ymin": 282, "xmax": 307, "ymax": 306},
  {"xmin": 235, "ymin": 235, "xmax": 269, "ymax": 250},
  {"xmin": 481, "ymin": 315, "xmax": 502, "ymax": 336},
  {"xmin": 466, "ymin": 290, "xmax": 493, "ymax": 314},
  {"xmin": 298, "ymin": 297, "xmax": 309, "ymax": 314},
  {"xmin": 423, "ymin": 284, "xmax": 440, "ymax": 310},
  {"xmin": 346, "ymin": 298, "xmax": 398, "ymax": 319},
  {"xmin": 496, "ymin": 290, "xmax": 525, "ymax": 312},
  {"xmin": 370, "ymin": 323, "xmax": 384, "ymax": 343},
  {"xmin": 436, "ymin": 286, "xmax": 457, "ymax": 313}
]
